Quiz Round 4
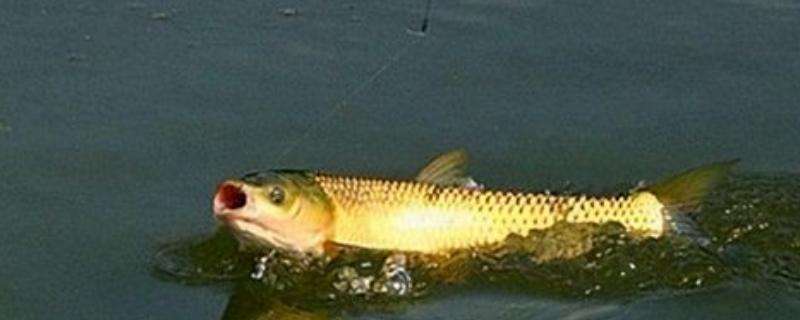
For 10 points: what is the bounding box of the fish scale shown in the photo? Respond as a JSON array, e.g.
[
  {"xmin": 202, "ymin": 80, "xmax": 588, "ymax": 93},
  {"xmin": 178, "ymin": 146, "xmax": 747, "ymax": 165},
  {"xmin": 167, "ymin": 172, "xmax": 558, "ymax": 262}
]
[{"xmin": 315, "ymin": 174, "xmax": 666, "ymax": 253}]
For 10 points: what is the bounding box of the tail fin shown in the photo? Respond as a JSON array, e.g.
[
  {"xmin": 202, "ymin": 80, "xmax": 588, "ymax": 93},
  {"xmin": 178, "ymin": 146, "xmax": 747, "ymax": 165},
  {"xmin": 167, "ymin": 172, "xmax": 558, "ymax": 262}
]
[
  {"xmin": 646, "ymin": 159, "xmax": 739, "ymax": 213},
  {"xmin": 644, "ymin": 159, "xmax": 739, "ymax": 245}
]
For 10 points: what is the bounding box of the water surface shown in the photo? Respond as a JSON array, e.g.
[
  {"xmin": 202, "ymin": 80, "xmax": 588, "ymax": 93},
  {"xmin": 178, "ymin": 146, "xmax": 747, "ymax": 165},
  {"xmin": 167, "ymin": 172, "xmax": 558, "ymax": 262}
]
[{"xmin": 2, "ymin": 0, "xmax": 799, "ymax": 318}]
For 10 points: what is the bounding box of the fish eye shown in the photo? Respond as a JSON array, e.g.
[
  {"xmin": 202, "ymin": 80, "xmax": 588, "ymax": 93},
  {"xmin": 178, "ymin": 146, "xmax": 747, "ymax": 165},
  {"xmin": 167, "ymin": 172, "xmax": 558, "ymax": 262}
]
[{"xmin": 269, "ymin": 186, "xmax": 285, "ymax": 205}]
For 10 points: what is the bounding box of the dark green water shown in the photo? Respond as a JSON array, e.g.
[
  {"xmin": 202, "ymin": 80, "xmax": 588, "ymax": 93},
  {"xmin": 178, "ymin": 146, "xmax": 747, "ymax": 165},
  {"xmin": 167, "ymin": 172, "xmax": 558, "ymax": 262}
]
[{"xmin": 2, "ymin": 0, "xmax": 799, "ymax": 319}]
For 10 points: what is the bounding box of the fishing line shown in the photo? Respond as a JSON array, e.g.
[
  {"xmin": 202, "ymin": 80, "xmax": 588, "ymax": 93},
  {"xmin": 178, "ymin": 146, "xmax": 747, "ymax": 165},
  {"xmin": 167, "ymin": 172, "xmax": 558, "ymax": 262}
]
[{"xmin": 275, "ymin": 1, "xmax": 433, "ymax": 163}]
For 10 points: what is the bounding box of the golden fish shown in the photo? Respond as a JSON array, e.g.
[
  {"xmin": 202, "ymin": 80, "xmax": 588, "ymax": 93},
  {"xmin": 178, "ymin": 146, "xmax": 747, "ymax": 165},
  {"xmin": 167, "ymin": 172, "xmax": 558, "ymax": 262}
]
[{"xmin": 212, "ymin": 150, "xmax": 736, "ymax": 255}]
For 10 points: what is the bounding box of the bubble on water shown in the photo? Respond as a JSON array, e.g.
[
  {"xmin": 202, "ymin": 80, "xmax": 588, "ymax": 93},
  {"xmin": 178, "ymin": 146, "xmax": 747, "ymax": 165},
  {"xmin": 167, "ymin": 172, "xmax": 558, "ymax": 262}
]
[
  {"xmin": 349, "ymin": 276, "xmax": 374, "ymax": 295},
  {"xmin": 250, "ymin": 254, "xmax": 274, "ymax": 280},
  {"xmin": 333, "ymin": 266, "xmax": 371, "ymax": 295},
  {"xmin": 150, "ymin": 11, "xmax": 169, "ymax": 20},
  {"xmin": 378, "ymin": 254, "xmax": 413, "ymax": 296},
  {"xmin": 332, "ymin": 267, "xmax": 353, "ymax": 293},
  {"xmin": 278, "ymin": 8, "xmax": 299, "ymax": 17},
  {"xmin": 382, "ymin": 269, "xmax": 412, "ymax": 296}
]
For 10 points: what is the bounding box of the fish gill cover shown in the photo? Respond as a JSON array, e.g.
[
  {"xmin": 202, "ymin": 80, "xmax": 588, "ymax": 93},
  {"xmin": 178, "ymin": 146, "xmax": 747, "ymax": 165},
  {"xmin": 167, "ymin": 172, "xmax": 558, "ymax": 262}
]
[{"xmin": 154, "ymin": 173, "xmax": 800, "ymax": 317}]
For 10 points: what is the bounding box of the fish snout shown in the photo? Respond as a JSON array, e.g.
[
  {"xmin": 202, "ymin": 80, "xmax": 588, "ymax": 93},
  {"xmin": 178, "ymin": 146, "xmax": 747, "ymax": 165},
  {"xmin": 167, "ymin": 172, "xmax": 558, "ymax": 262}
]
[{"xmin": 213, "ymin": 182, "xmax": 247, "ymax": 216}]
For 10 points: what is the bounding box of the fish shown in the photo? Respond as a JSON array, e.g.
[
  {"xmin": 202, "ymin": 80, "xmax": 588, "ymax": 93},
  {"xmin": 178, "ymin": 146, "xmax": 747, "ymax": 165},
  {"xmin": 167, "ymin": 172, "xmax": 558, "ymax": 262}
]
[{"xmin": 212, "ymin": 150, "xmax": 737, "ymax": 256}]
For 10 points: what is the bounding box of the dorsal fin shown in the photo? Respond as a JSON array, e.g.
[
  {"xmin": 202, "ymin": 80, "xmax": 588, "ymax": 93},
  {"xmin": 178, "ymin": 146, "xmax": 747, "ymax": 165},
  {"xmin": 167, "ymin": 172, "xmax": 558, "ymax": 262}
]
[{"xmin": 415, "ymin": 149, "xmax": 480, "ymax": 188}]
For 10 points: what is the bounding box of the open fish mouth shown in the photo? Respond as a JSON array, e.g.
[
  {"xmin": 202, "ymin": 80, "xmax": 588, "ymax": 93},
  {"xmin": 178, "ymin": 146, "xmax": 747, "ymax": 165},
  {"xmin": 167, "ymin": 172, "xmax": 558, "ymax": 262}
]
[
  {"xmin": 212, "ymin": 182, "xmax": 267, "ymax": 232},
  {"xmin": 213, "ymin": 182, "xmax": 247, "ymax": 216},
  {"xmin": 211, "ymin": 183, "xmax": 289, "ymax": 247}
]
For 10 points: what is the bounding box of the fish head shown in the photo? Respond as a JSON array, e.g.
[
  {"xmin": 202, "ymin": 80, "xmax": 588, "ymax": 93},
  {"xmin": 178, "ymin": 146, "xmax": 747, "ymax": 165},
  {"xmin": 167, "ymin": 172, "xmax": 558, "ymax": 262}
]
[{"xmin": 212, "ymin": 170, "xmax": 333, "ymax": 255}]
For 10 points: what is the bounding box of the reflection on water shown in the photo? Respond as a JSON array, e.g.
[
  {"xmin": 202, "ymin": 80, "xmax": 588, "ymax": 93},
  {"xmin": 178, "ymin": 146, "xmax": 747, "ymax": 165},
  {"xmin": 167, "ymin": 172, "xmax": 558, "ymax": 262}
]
[
  {"xmin": 155, "ymin": 173, "xmax": 800, "ymax": 319},
  {"xmin": 222, "ymin": 285, "xmax": 328, "ymax": 320}
]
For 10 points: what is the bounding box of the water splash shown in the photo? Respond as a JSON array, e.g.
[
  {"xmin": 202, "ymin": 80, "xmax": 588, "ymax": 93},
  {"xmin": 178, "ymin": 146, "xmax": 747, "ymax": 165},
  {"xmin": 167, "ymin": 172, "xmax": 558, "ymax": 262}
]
[
  {"xmin": 699, "ymin": 174, "xmax": 800, "ymax": 289},
  {"xmin": 330, "ymin": 254, "xmax": 414, "ymax": 298}
]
